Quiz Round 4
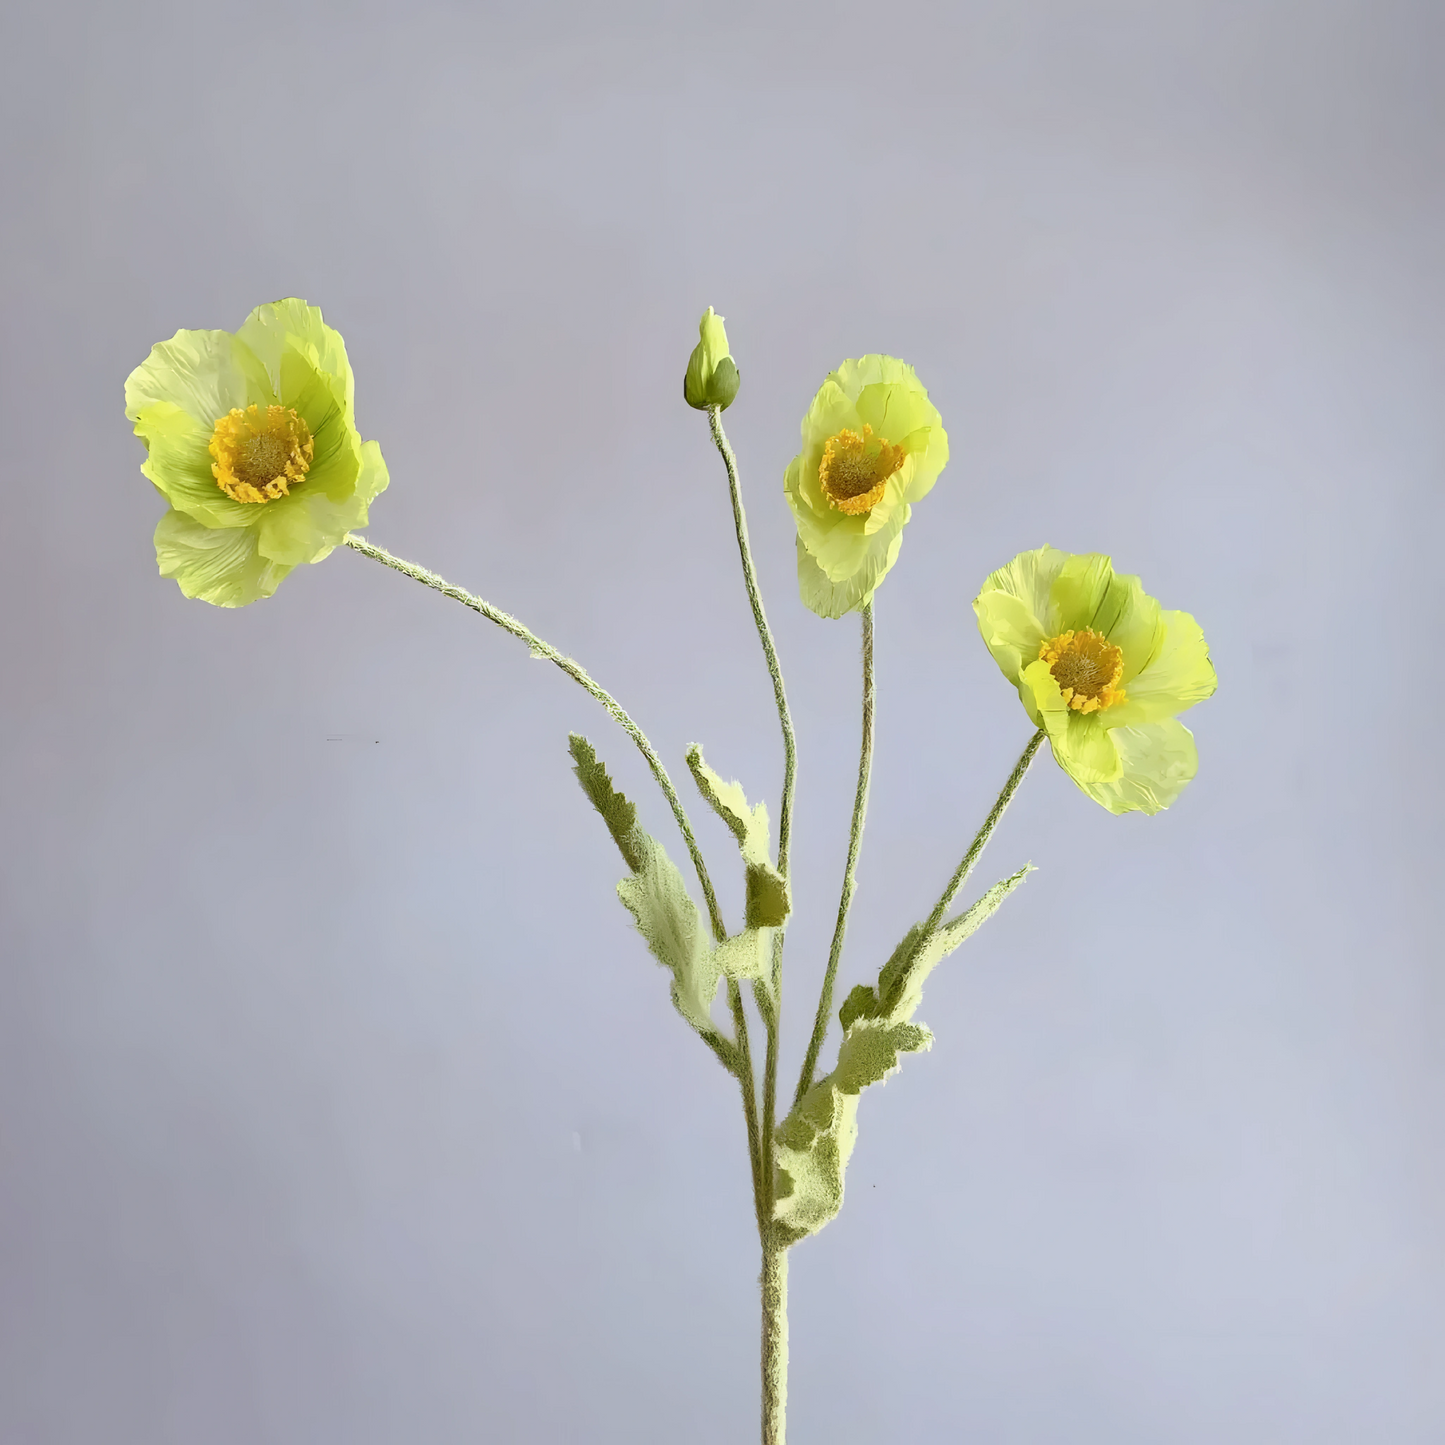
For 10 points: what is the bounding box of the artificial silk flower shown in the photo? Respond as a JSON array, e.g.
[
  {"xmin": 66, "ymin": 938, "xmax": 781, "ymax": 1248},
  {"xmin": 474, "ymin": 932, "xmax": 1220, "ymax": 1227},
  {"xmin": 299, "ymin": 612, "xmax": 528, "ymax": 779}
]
[
  {"xmin": 125, "ymin": 299, "xmax": 389, "ymax": 607},
  {"xmin": 683, "ymin": 306, "xmax": 740, "ymax": 411},
  {"xmin": 784, "ymin": 355, "xmax": 948, "ymax": 619},
  {"xmin": 974, "ymin": 546, "xmax": 1216, "ymax": 815}
]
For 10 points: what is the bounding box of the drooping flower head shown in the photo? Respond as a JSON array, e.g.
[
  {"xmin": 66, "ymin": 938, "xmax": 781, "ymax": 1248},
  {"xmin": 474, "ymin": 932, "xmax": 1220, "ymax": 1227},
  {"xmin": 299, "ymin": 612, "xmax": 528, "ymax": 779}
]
[
  {"xmin": 784, "ymin": 356, "xmax": 948, "ymax": 619},
  {"xmin": 974, "ymin": 546, "xmax": 1216, "ymax": 814},
  {"xmin": 125, "ymin": 299, "xmax": 389, "ymax": 606}
]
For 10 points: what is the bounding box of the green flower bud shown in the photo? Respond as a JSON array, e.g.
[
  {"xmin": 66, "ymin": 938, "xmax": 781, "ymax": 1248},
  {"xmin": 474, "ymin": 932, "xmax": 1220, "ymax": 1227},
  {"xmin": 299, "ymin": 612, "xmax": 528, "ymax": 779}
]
[{"xmin": 683, "ymin": 307, "xmax": 740, "ymax": 410}]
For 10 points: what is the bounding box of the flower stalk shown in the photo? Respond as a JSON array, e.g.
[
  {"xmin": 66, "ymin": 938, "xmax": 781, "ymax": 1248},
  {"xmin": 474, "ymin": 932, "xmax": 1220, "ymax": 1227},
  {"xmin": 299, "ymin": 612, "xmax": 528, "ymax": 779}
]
[{"xmin": 793, "ymin": 599, "xmax": 875, "ymax": 1107}]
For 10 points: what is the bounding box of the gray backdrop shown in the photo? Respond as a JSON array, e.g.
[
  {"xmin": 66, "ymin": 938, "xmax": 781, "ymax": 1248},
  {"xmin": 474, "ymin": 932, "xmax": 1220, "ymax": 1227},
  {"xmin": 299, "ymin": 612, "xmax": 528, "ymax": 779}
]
[{"xmin": 1, "ymin": 2, "xmax": 1440, "ymax": 1441}]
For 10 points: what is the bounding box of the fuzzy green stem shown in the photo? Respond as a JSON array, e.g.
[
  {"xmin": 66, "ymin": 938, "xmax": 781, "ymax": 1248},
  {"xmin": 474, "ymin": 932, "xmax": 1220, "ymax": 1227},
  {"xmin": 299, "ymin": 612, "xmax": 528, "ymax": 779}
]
[
  {"xmin": 707, "ymin": 406, "xmax": 797, "ymax": 884},
  {"xmin": 345, "ymin": 533, "xmax": 726, "ymax": 939},
  {"xmin": 923, "ymin": 727, "xmax": 1045, "ymax": 935},
  {"xmin": 343, "ymin": 534, "xmax": 762, "ymax": 1167},
  {"xmin": 792, "ymin": 600, "xmax": 875, "ymax": 1109},
  {"xmin": 705, "ymin": 405, "xmax": 796, "ymax": 1231},
  {"xmin": 761, "ymin": 1235, "xmax": 789, "ymax": 1445},
  {"xmin": 730, "ymin": 978, "xmax": 766, "ymax": 1232}
]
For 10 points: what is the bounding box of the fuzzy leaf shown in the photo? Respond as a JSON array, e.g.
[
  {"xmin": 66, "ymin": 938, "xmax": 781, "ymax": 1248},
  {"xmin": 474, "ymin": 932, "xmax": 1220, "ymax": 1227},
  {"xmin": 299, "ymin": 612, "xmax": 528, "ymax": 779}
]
[
  {"xmin": 837, "ymin": 983, "xmax": 880, "ymax": 1031},
  {"xmin": 773, "ymin": 1082, "xmax": 858, "ymax": 1245},
  {"xmin": 616, "ymin": 833, "xmax": 719, "ymax": 1034},
  {"xmin": 774, "ymin": 868, "xmax": 1032, "ymax": 1247},
  {"xmin": 745, "ymin": 862, "xmax": 790, "ymax": 929},
  {"xmin": 569, "ymin": 733, "xmax": 642, "ymax": 872},
  {"xmin": 711, "ymin": 926, "xmax": 770, "ymax": 982},
  {"xmin": 687, "ymin": 744, "xmax": 790, "ymax": 928},
  {"xmin": 570, "ymin": 733, "xmax": 721, "ymax": 1037},
  {"xmin": 877, "ymin": 865, "xmax": 1033, "ymax": 1024},
  {"xmin": 773, "ymin": 1017, "xmax": 934, "ymax": 1245}
]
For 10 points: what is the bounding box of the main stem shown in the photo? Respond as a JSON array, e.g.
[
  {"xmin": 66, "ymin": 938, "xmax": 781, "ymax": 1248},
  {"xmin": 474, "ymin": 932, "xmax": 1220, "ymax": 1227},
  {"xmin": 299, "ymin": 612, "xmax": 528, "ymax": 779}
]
[
  {"xmin": 793, "ymin": 600, "xmax": 875, "ymax": 1107},
  {"xmin": 761, "ymin": 1233, "xmax": 788, "ymax": 1445},
  {"xmin": 705, "ymin": 408, "xmax": 799, "ymax": 1445}
]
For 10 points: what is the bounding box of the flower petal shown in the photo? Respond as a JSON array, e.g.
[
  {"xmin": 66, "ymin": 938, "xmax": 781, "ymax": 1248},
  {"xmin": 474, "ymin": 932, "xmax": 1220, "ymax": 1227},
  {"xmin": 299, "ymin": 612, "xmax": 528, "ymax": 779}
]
[
  {"xmin": 134, "ymin": 404, "xmax": 267, "ymax": 529},
  {"xmin": 974, "ymin": 588, "xmax": 1048, "ymax": 690},
  {"xmin": 854, "ymin": 380, "xmax": 934, "ymax": 444},
  {"xmin": 255, "ymin": 442, "xmax": 388, "ymax": 566},
  {"xmin": 1048, "ymin": 552, "xmax": 1115, "ymax": 632},
  {"xmin": 800, "ymin": 378, "xmax": 861, "ymax": 450},
  {"xmin": 975, "ymin": 545, "xmax": 1071, "ymax": 655},
  {"xmin": 1093, "ymin": 568, "xmax": 1165, "ymax": 682},
  {"xmin": 154, "ymin": 508, "xmax": 292, "ymax": 607},
  {"xmin": 796, "ymin": 531, "xmax": 903, "ymax": 619},
  {"xmin": 1074, "ymin": 720, "xmax": 1199, "ymax": 815},
  {"xmin": 277, "ymin": 349, "xmax": 361, "ymax": 500},
  {"xmin": 1023, "ymin": 659, "xmax": 1123, "ymax": 783},
  {"xmin": 236, "ymin": 299, "xmax": 355, "ymax": 414},
  {"xmin": 1106, "ymin": 610, "xmax": 1217, "ymax": 727},
  {"xmin": 125, "ymin": 329, "xmax": 272, "ymax": 429},
  {"xmin": 1056, "ymin": 711, "xmax": 1124, "ymax": 782}
]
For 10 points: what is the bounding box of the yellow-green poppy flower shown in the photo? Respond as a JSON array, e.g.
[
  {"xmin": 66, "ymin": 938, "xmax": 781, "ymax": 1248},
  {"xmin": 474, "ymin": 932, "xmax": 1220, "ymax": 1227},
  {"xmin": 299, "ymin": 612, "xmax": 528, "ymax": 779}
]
[
  {"xmin": 974, "ymin": 546, "xmax": 1217, "ymax": 814},
  {"xmin": 784, "ymin": 356, "xmax": 948, "ymax": 618},
  {"xmin": 125, "ymin": 299, "xmax": 389, "ymax": 606}
]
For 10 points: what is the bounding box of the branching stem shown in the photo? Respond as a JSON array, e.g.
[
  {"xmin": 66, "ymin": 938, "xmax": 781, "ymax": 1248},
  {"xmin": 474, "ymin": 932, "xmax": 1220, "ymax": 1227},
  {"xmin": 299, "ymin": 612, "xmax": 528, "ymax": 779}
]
[{"xmin": 342, "ymin": 534, "xmax": 762, "ymax": 1167}]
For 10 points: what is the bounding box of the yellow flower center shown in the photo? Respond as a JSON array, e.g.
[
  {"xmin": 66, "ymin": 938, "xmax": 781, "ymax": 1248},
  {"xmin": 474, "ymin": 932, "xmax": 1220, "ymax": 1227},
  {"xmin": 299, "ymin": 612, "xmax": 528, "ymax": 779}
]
[
  {"xmin": 209, "ymin": 405, "xmax": 314, "ymax": 504},
  {"xmin": 818, "ymin": 425, "xmax": 906, "ymax": 515},
  {"xmin": 1039, "ymin": 628, "xmax": 1126, "ymax": 713}
]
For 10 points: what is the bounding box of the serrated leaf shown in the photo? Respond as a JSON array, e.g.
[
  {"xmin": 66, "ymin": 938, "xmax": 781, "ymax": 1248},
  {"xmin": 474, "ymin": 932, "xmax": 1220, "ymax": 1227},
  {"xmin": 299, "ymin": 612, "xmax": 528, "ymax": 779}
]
[
  {"xmin": 834, "ymin": 1017, "xmax": 933, "ymax": 1092},
  {"xmin": 772, "ymin": 1016, "xmax": 933, "ymax": 1246},
  {"xmin": 877, "ymin": 865, "xmax": 1033, "ymax": 1024},
  {"xmin": 571, "ymin": 734, "xmax": 722, "ymax": 1039},
  {"xmin": 773, "ymin": 868, "xmax": 1032, "ymax": 1248},
  {"xmin": 617, "ymin": 833, "xmax": 719, "ymax": 1033},
  {"xmin": 569, "ymin": 733, "xmax": 642, "ymax": 872},
  {"xmin": 687, "ymin": 745, "xmax": 791, "ymax": 927},
  {"xmin": 773, "ymin": 1082, "xmax": 859, "ymax": 1246},
  {"xmin": 686, "ymin": 745, "xmax": 769, "ymax": 860}
]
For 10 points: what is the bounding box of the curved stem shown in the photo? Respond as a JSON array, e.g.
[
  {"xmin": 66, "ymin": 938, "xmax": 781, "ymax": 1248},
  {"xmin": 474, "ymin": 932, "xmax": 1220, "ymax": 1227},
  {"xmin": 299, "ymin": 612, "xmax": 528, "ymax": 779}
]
[
  {"xmin": 922, "ymin": 728, "xmax": 1045, "ymax": 934},
  {"xmin": 345, "ymin": 534, "xmax": 729, "ymax": 943},
  {"xmin": 793, "ymin": 600, "xmax": 875, "ymax": 1108},
  {"xmin": 346, "ymin": 531, "xmax": 770, "ymax": 1360}
]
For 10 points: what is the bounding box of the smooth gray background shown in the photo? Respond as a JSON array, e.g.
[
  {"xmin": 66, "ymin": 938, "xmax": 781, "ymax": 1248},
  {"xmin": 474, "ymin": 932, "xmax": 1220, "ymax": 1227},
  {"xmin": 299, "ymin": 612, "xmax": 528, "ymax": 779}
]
[{"xmin": 1, "ymin": 2, "xmax": 1440, "ymax": 1441}]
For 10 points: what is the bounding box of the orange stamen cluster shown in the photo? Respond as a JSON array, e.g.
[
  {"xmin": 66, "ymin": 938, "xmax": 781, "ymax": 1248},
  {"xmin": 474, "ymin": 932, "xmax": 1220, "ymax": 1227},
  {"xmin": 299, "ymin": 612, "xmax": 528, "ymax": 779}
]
[
  {"xmin": 818, "ymin": 425, "xmax": 906, "ymax": 515},
  {"xmin": 209, "ymin": 405, "xmax": 314, "ymax": 504},
  {"xmin": 1039, "ymin": 628, "xmax": 1126, "ymax": 713}
]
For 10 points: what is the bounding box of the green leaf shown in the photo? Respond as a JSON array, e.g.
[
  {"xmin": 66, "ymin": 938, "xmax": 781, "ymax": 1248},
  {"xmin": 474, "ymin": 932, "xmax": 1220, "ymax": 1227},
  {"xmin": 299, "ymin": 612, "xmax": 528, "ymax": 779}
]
[
  {"xmin": 773, "ymin": 867, "xmax": 1032, "ymax": 1247},
  {"xmin": 773, "ymin": 1083, "xmax": 859, "ymax": 1245},
  {"xmin": 570, "ymin": 733, "xmax": 721, "ymax": 1039},
  {"xmin": 569, "ymin": 733, "xmax": 643, "ymax": 872},
  {"xmin": 745, "ymin": 862, "xmax": 790, "ymax": 930},
  {"xmin": 711, "ymin": 926, "xmax": 769, "ymax": 982},
  {"xmin": 837, "ymin": 983, "xmax": 879, "ymax": 1031},
  {"xmin": 773, "ymin": 1016, "xmax": 933, "ymax": 1245},
  {"xmin": 687, "ymin": 744, "xmax": 790, "ymax": 928},
  {"xmin": 617, "ymin": 834, "xmax": 718, "ymax": 1033},
  {"xmin": 834, "ymin": 1017, "xmax": 933, "ymax": 1092},
  {"xmin": 877, "ymin": 865, "xmax": 1033, "ymax": 1024}
]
